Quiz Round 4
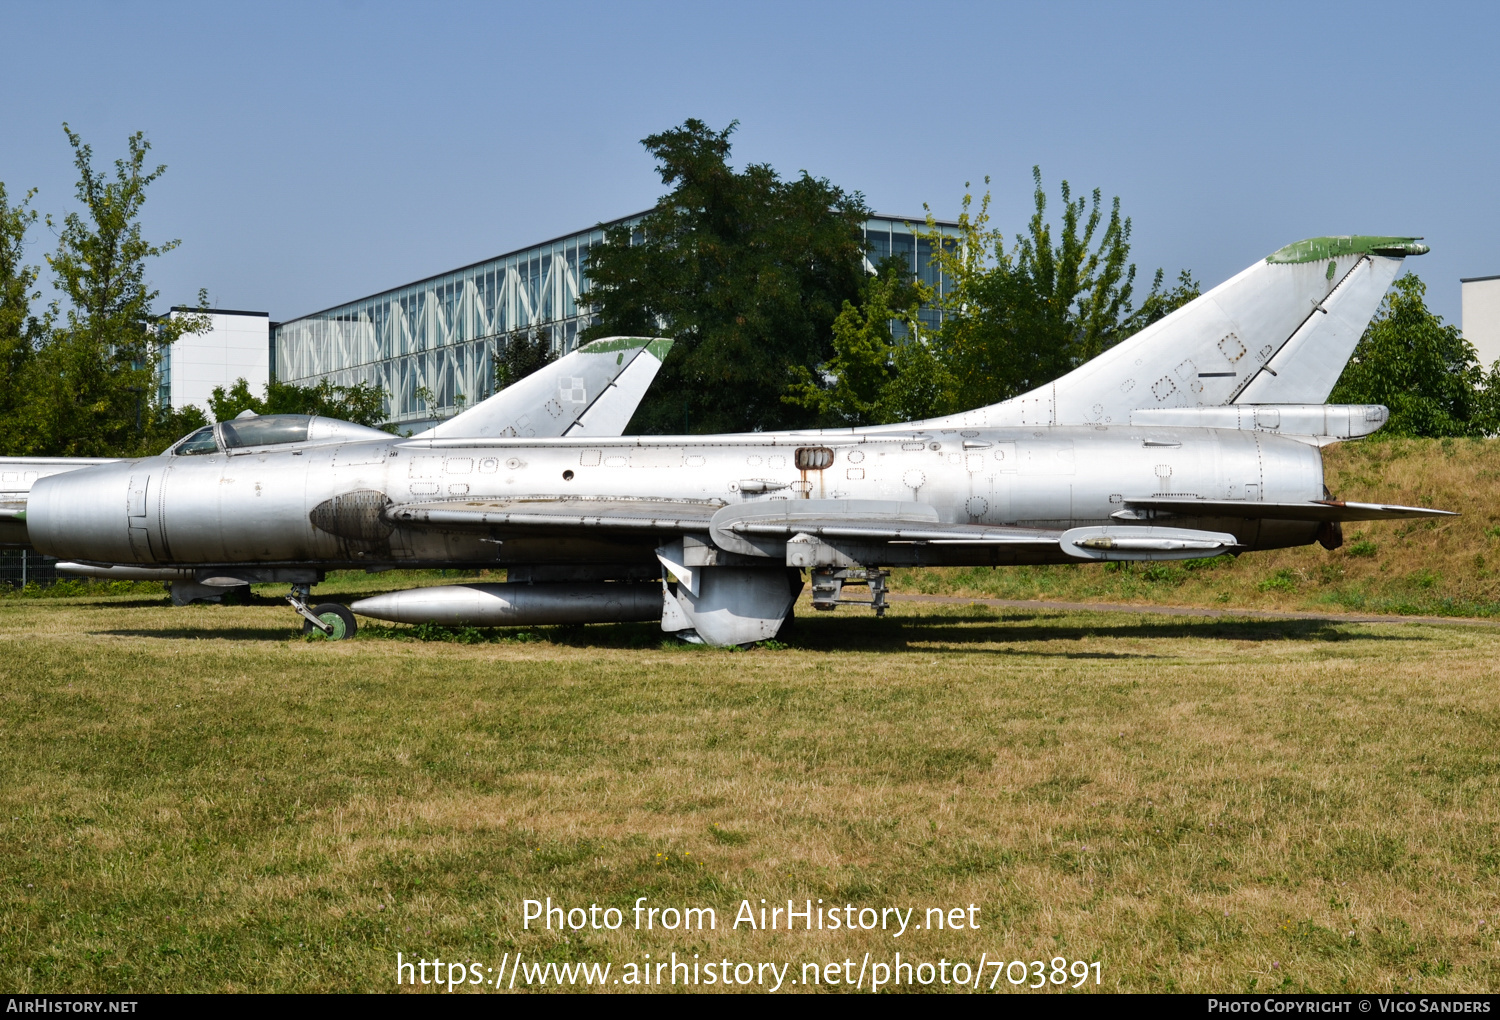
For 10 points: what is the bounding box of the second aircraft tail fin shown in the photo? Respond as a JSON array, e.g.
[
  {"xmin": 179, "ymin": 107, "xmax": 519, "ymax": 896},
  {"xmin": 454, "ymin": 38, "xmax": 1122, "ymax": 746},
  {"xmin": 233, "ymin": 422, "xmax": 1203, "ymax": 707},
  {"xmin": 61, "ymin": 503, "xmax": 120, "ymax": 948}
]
[{"xmin": 420, "ymin": 336, "xmax": 672, "ymax": 440}]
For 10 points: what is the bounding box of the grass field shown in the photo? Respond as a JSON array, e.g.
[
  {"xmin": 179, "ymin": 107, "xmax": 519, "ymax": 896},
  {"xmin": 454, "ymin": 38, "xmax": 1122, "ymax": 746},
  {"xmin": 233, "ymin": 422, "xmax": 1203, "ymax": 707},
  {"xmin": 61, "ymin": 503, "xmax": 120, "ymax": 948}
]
[{"xmin": 4, "ymin": 579, "xmax": 1500, "ymax": 993}]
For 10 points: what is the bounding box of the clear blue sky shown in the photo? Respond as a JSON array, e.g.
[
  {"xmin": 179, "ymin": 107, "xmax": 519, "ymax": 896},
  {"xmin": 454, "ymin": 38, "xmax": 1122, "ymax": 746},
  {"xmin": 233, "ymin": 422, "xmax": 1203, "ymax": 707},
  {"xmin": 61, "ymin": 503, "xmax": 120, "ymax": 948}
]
[{"xmin": 2, "ymin": 0, "xmax": 1496, "ymax": 324}]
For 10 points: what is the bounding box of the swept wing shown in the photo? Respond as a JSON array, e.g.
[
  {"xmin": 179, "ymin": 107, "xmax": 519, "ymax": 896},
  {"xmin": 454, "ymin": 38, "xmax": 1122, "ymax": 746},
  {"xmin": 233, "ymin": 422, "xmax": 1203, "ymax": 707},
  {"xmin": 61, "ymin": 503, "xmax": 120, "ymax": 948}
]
[{"xmin": 379, "ymin": 496, "xmax": 1240, "ymax": 563}]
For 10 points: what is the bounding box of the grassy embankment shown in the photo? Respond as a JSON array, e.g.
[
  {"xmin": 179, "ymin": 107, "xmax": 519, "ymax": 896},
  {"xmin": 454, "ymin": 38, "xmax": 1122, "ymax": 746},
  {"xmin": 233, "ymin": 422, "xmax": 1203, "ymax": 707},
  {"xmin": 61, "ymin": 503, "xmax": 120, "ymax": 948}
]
[
  {"xmin": 893, "ymin": 437, "xmax": 1500, "ymax": 618},
  {"xmin": 2, "ymin": 590, "xmax": 1499, "ymax": 993}
]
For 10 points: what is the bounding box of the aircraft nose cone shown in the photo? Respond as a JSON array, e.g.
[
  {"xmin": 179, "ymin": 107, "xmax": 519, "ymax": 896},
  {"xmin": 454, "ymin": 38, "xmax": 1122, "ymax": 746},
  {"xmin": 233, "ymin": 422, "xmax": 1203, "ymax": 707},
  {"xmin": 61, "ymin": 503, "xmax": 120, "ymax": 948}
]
[{"xmin": 27, "ymin": 461, "xmax": 138, "ymax": 563}]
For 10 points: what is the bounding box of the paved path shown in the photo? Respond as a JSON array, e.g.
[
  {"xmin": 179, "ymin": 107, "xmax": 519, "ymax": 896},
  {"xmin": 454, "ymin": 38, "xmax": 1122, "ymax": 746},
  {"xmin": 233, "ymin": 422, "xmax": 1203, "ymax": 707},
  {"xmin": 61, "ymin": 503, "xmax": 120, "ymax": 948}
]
[{"xmin": 886, "ymin": 593, "xmax": 1500, "ymax": 628}]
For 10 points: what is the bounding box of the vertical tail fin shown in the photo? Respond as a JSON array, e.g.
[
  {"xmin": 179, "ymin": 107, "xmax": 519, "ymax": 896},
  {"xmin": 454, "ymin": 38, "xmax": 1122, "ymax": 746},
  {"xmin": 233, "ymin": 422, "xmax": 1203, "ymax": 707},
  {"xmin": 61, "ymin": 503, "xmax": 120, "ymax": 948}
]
[
  {"xmin": 420, "ymin": 336, "xmax": 671, "ymax": 439},
  {"xmin": 564, "ymin": 338, "xmax": 672, "ymax": 437},
  {"xmin": 912, "ymin": 237, "xmax": 1425, "ymax": 429}
]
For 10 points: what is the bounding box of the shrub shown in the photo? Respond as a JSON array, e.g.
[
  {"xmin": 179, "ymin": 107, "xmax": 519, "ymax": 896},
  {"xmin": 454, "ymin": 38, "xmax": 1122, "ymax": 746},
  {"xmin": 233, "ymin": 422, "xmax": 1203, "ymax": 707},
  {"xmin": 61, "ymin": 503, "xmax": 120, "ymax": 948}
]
[{"xmin": 1258, "ymin": 569, "xmax": 1299, "ymax": 593}]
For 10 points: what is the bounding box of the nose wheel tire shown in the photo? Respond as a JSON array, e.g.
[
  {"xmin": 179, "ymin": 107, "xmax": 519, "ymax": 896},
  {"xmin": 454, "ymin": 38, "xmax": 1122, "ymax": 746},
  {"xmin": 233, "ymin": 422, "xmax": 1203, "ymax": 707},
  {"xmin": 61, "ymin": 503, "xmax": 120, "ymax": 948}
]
[{"xmin": 302, "ymin": 603, "xmax": 357, "ymax": 641}]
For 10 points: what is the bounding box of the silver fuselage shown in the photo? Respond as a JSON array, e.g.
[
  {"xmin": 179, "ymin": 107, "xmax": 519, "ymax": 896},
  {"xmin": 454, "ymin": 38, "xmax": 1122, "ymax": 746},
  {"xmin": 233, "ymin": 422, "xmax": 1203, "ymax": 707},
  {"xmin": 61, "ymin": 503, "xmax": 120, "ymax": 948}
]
[{"xmin": 26, "ymin": 425, "xmax": 1324, "ymax": 570}]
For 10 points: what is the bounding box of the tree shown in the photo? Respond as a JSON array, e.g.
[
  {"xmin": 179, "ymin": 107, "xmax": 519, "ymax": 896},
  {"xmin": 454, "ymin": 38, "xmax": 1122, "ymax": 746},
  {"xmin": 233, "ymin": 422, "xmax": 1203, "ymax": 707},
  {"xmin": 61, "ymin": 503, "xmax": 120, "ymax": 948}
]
[
  {"xmin": 0, "ymin": 184, "xmax": 42, "ymax": 452},
  {"xmin": 920, "ymin": 169, "xmax": 1198, "ymax": 417},
  {"xmin": 1330, "ymin": 273, "xmax": 1492, "ymax": 437},
  {"xmin": 207, "ymin": 377, "xmax": 390, "ymax": 428},
  {"xmin": 494, "ymin": 320, "xmax": 557, "ymax": 390},
  {"xmin": 784, "ymin": 256, "xmax": 937, "ymax": 426},
  {"xmin": 786, "ymin": 169, "xmax": 1199, "ymax": 425},
  {"xmin": 581, "ymin": 119, "xmax": 869, "ymax": 433},
  {"xmin": 8, "ymin": 126, "xmax": 207, "ymax": 456}
]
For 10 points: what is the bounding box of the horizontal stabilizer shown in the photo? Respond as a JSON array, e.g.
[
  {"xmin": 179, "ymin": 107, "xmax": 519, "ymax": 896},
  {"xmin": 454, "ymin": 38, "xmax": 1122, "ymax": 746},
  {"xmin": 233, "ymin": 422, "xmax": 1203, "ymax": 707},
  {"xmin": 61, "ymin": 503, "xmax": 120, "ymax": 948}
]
[{"xmin": 1118, "ymin": 497, "xmax": 1457, "ymax": 522}]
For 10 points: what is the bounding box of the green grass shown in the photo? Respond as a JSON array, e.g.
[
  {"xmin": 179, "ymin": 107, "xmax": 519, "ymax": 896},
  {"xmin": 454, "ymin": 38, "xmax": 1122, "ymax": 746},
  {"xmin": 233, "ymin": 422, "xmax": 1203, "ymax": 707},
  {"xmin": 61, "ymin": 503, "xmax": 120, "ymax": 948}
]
[{"xmin": 3, "ymin": 586, "xmax": 1500, "ymax": 992}]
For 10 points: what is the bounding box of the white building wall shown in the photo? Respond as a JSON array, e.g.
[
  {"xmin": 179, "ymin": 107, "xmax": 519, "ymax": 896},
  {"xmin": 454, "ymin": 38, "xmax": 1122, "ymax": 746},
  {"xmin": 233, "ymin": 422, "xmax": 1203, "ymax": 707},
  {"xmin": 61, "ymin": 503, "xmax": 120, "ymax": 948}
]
[
  {"xmin": 168, "ymin": 309, "xmax": 270, "ymax": 418},
  {"xmin": 1462, "ymin": 276, "xmax": 1500, "ymax": 371}
]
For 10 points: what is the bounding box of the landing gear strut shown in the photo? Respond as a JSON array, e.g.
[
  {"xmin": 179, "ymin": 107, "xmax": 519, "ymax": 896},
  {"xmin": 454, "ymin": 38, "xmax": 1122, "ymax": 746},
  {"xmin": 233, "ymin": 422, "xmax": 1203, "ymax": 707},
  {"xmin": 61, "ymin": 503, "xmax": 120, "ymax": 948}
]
[
  {"xmin": 810, "ymin": 568, "xmax": 890, "ymax": 616},
  {"xmin": 287, "ymin": 583, "xmax": 358, "ymax": 640}
]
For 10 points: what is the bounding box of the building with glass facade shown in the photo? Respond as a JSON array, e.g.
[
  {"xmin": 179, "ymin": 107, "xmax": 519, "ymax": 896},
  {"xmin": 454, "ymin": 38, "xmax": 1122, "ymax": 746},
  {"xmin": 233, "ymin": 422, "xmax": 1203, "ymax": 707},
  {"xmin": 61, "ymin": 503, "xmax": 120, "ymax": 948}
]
[{"xmin": 271, "ymin": 211, "xmax": 959, "ymax": 431}]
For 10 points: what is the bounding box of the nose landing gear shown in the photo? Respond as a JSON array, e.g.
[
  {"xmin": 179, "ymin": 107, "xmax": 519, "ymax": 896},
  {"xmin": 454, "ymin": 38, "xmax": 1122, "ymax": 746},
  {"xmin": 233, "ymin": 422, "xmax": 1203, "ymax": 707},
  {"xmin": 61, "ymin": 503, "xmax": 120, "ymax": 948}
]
[{"xmin": 287, "ymin": 583, "xmax": 358, "ymax": 640}]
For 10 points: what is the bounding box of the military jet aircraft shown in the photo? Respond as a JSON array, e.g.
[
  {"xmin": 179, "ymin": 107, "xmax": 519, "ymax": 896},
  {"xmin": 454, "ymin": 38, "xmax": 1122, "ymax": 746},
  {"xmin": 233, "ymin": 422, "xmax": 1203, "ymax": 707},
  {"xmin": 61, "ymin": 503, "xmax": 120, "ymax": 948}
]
[{"xmin": 19, "ymin": 236, "xmax": 1453, "ymax": 645}]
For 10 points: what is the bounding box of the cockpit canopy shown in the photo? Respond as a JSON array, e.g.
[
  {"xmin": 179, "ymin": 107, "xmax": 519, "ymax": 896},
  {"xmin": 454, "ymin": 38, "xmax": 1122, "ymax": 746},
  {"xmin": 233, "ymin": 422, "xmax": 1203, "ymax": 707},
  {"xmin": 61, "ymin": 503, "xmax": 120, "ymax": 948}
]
[
  {"xmin": 175, "ymin": 426, "xmax": 220, "ymax": 456},
  {"xmin": 172, "ymin": 414, "xmax": 390, "ymax": 456},
  {"xmin": 221, "ymin": 415, "xmax": 312, "ymax": 448}
]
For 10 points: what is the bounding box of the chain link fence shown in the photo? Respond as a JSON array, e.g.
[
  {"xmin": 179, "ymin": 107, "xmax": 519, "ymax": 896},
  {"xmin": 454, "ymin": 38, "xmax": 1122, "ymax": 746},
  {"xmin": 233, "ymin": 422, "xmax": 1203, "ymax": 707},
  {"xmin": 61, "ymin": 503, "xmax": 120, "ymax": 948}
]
[{"xmin": 0, "ymin": 549, "xmax": 62, "ymax": 588}]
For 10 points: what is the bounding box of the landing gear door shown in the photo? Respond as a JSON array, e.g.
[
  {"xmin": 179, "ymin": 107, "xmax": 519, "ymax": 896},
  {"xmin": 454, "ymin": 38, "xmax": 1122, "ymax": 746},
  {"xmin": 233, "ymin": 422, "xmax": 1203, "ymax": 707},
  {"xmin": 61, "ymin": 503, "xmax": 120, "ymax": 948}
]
[{"xmin": 127, "ymin": 473, "xmax": 153, "ymax": 562}]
